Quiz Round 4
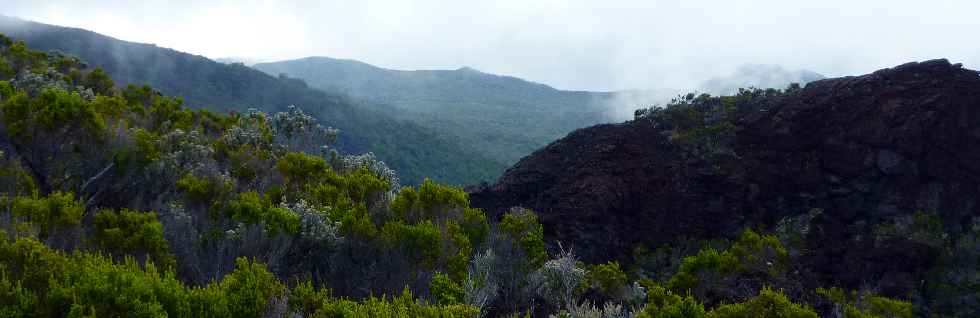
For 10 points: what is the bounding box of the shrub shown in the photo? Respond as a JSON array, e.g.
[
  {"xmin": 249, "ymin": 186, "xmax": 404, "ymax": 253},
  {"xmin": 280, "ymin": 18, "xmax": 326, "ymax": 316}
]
[
  {"xmin": 336, "ymin": 152, "xmax": 399, "ymax": 203},
  {"xmin": 816, "ymin": 287, "xmax": 913, "ymax": 318},
  {"xmin": 289, "ymin": 280, "xmax": 332, "ymax": 315},
  {"xmin": 535, "ymin": 248, "xmax": 586, "ymax": 309},
  {"xmin": 666, "ymin": 248, "xmax": 737, "ymax": 294},
  {"xmin": 463, "ymin": 248, "xmax": 498, "ymax": 315},
  {"xmin": 482, "ymin": 208, "xmax": 549, "ymax": 313},
  {"xmin": 176, "ymin": 173, "xmax": 230, "ymax": 204},
  {"xmin": 0, "ymin": 235, "xmax": 191, "ymax": 317},
  {"xmin": 865, "ymin": 296, "xmax": 913, "ymax": 318},
  {"xmin": 0, "ymin": 57, "xmax": 13, "ymax": 78},
  {"xmin": 499, "ymin": 207, "xmax": 548, "ymax": 267},
  {"xmin": 381, "ymin": 220, "xmax": 442, "ymax": 268},
  {"xmin": 0, "ymin": 152, "xmax": 38, "ymax": 196},
  {"xmin": 557, "ymin": 301, "xmax": 631, "ymax": 318},
  {"xmin": 726, "ymin": 229, "xmax": 788, "ymax": 276},
  {"xmin": 707, "ymin": 287, "xmax": 817, "ymax": 318},
  {"xmin": 91, "ymin": 208, "xmax": 175, "ymax": 270},
  {"xmin": 337, "ymin": 205, "xmax": 378, "ymax": 239},
  {"xmin": 9, "ymin": 191, "xmax": 84, "ymax": 238},
  {"xmin": 0, "ymin": 266, "xmax": 37, "ymax": 317},
  {"xmin": 872, "ymin": 211, "xmax": 947, "ymax": 248},
  {"xmin": 340, "ymin": 167, "xmax": 392, "ymax": 206},
  {"xmin": 0, "ymin": 81, "xmax": 13, "ymax": 100},
  {"xmin": 391, "ymin": 179, "xmax": 469, "ymax": 223},
  {"xmin": 635, "ymin": 283, "xmax": 706, "ymax": 318},
  {"xmin": 285, "ymin": 200, "xmax": 343, "ymax": 244},
  {"xmin": 588, "ymin": 261, "xmax": 629, "ymax": 299},
  {"xmin": 313, "ymin": 287, "xmax": 479, "ymax": 318},
  {"xmin": 431, "ymin": 272, "xmax": 465, "ymax": 305},
  {"xmin": 276, "ymin": 151, "xmax": 334, "ymax": 189},
  {"xmin": 82, "ymin": 68, "xmax": 114, "ymax": 96},
  {"xmin": 445, "ymin": 221, "xmax": 475, "ymax": 280},
  {"xmin": 123, "ymin": 128, "xmax": 162, "ymax": 166},
  {"xmin": 207, "ymin": 257, "xmax": 285, "ymax": 318},
  {"xmin": 667, "ymin": 229, "xmax": 786, "ymax": 299},
  {"xmin": 0, "ymin": 88, "xmax": 106, "ymax": 139},
  {"xmin": 221, "ymin": 191, "xmax": 300, "ymax": 235},
  {"xmin": 460, "ymin": 207, "xmax": 490, "ymax": 249}
]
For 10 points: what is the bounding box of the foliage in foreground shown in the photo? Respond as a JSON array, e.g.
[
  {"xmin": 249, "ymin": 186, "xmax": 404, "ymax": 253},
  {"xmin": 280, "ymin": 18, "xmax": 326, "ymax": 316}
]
[
  {"xmin": 0, "ymin": 233, "xmax": 475, "ymax": 317},
  {"xmin": 0, "ymin": 33, "xmax": 924, "ymax": 317}
]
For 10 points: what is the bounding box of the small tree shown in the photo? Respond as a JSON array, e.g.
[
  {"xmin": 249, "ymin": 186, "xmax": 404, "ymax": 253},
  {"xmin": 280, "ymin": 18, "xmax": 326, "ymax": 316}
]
[{"xmin": 535, "ymin": 246, "xmax": 586, "ymax": 310}]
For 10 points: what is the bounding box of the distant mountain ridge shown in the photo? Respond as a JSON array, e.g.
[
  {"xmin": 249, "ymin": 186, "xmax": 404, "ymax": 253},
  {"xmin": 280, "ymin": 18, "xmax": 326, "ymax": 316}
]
[
  {"xmin": 253, "ymin": 58, "xmax": 826, "ymax": 172},
  {"xmin": 0, "ymin": 15, "xmax": 500, "ymax": 185},
  {"xmin": 254, "ymin": 57, "xmax": 620, "ymax": 172}
]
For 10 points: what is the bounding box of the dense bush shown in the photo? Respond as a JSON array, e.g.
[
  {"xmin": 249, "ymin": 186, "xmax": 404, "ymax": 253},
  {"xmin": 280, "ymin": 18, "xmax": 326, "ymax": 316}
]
[
  {"xmin": 817, "ymin": 287, "xmax": 913, "ymax": 318},
  {"xmin": 220, "ymin": 191, "xmax": 301, "ymax": 235},
  {"xmin": 314, "ymin": 287, "xmax": 479, "ymax": 318},
  {"xmin": 91, "ymin": 208, "xmax": 175, "ymax": 270},
  {"xmin": 707, "ymin": 287, "xmax": 817, "ymax": 318},
  {"xmin": 667, "ymin": 229, "xmax": 787, "ymax": 304},
  {"xmin": 176, "ymin": 173, "xmax": 231, "ymax": 205},
  {"xmin": 635, "ymin": 283, "xmax": 705, "ymax": 318},
  {"xmin": 430, "ymin": 272, "xmax": 466, "ymax": 305},
  {"xmin": 534, "ymin": 248, "xmax": 586, "ymax": 310},
  {"xmin": 7, "ymin": 191, "xmax": 84, "ymax": 239},
  {"xmin": 499, "ymin": 208, "xmax": 548, "ymax": 268},
  {"xmin": 1, "ymin": 86, "xmax": 106, "ymax": 140},
  {"xmin": 0, "ymin": 234, "xmax": 478, "ymax": 317},
  {"xmin": 0, "ymin": 234, "xmax": 190, "ymax": 317},
  {"xmin": 587, "ymin": 261, "xmax": 630, "ymax": 300},
  {"xmin": 0, "ymin": 33, "xmax": 943, "ymax": 318}
]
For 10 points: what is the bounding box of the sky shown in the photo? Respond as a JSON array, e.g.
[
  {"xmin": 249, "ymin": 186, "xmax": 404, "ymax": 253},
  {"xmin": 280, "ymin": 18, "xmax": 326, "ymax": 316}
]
[{"xmin": 4, "ymin": 0, "xmax": 980, "ymax": 91}]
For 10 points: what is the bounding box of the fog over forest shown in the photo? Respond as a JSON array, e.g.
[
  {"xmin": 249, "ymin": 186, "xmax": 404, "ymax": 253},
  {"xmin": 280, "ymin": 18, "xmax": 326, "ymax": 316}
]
[{"xmin": 5, "ymin": 0, "xmax": 978, "ymax": 91}]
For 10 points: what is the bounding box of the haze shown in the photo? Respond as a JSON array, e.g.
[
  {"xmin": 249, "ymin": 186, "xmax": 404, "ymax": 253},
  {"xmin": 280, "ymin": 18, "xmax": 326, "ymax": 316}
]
[{"xmin": 5, "ymin": 0, "xmax": 979, "ymax": 91}]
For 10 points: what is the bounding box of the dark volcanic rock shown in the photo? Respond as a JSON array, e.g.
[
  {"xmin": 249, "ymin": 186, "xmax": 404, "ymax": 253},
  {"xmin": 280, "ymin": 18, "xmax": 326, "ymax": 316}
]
[{"xmin": 471, "ymin": 59, "xmax": 980, "ymax": 299}]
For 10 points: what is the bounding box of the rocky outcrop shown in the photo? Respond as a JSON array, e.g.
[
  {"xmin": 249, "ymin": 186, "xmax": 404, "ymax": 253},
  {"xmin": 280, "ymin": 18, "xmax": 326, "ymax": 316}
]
[{"xmin": 471, "ymin": 59, "xmax": 980, "ymax": 303}]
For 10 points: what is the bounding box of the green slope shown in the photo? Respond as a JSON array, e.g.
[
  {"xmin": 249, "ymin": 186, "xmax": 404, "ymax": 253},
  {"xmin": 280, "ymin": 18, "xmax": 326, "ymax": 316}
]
[
  {"xmin": 253, "ymin": 57, "xmax": 619, "ymax": 170},
  {"xmin": 0, "ymin": 15, "xmax": 501, "ymax": 185}
]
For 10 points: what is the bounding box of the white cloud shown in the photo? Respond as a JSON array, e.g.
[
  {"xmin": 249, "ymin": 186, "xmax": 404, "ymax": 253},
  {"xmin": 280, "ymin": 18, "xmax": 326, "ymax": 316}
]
[{"xmin": 5, "ymin": 0, "xmax": 979, "ymax": 91}]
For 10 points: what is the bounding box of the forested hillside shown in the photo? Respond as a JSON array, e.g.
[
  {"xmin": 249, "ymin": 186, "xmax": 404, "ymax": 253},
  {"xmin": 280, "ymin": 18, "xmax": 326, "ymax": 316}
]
[
  {"xmin": 254, "ymin": 57, "xmax": 617, "ymax": 171},
  {"xmin": 0, "ymin": 34, "xmax": 921, "ymax": 317},
  {"xmin": 0, "ymin": 15, "xmax": 499, "ymax": 186}
]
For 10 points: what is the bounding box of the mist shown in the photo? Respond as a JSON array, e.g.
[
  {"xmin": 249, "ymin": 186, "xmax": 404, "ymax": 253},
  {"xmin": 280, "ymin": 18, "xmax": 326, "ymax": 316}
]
[
  {"xmin": 4, "ymin": 0, "xmax": 980, "ymax": 92},
  {"xmin": 600, "ymin": 63, "xmax": 825, "ymax": 121}
]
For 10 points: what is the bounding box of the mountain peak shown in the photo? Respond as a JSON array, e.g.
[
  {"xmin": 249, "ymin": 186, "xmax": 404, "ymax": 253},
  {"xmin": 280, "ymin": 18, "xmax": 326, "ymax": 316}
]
[
  {"xmin": 455, "ymin": 66, "xmax": 481, "ymax": 73},
  {"xmin": 874, "ymin": 58, "xmax": 975, "ymax": 78}
]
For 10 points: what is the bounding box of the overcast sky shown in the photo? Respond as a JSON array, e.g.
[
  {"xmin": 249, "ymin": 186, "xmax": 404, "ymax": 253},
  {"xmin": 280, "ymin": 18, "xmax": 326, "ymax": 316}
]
[{"xmin": 5, "ymin": 0, "xmax": 979, "ymax": 91}]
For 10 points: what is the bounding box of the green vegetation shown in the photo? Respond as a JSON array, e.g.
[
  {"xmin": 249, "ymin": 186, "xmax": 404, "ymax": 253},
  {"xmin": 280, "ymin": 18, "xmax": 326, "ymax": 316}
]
[
  {"xmin": 586, "ymin": 261, "xmax": 630, "ymax": 298},
  {"xmin": 8, "ymin": 192, "xmax": 84, "ymax": 239},
  {"xmin": 91, "ymin": 208, "xmax": 175, "ymax": 270},
  {"xmin": 707, "ymin": 287, "xmax": 817, "ymax": 318},
  {"xmin": 633, "ymin": 88, "xmax": 794, "ymax": 169},
  {"xmin": 666, "ymin": 230, "xmax": 787, "ymax": 300},
  {"xmin": 219, "ymin": 191, "xmax": 300, "ymax": 235},
  {"xmin": 499, "ymin": 208, "xmax": 548, "ymax": 268},
  {"xmin": 0, "ymin": 32, "xmax": 951, "ymax": 317},
  {"xmin": 253, "ymin": 57, "xmax": 619, "ymax": 179},
  {"xmin": 0, "ymin": 34, "xmax": 483, "ymax": 317},
  {"xmin": 0, "ymin": 17, "xmax": 499, "ymax": 186},
  {"xmin": 817, "ymin": 287, "xmax": 913, "ymax": 318},
  {"xmin": 636, "ymin": 284, "xmax": 706, "ymax": 318},
  {"xmin": 430, "ymin": 272, "xmax": 465, "ymax": 305},
  {"xmin": 0, "ymin": 235, "xmax": 472, "ymax": 317}
]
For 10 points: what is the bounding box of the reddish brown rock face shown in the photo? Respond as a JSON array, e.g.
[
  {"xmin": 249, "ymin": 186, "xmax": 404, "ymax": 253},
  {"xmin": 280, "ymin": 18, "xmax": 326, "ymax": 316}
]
[{"xmin": 471, "ymin": 59, "xmax": 980, "ymax": 296}]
